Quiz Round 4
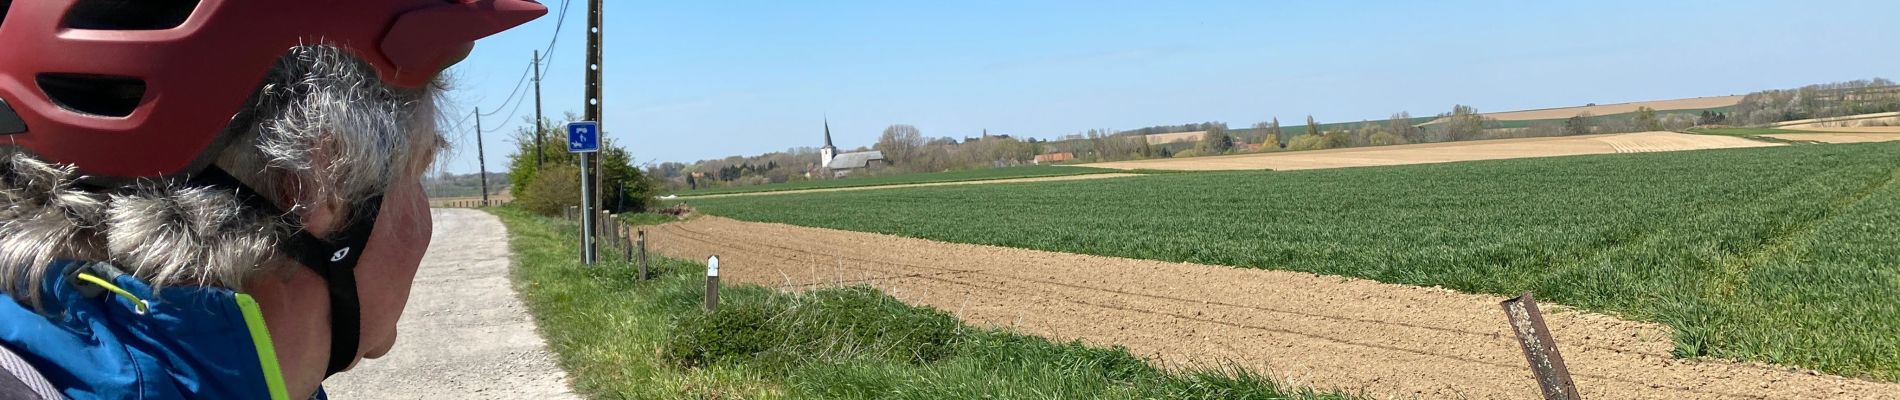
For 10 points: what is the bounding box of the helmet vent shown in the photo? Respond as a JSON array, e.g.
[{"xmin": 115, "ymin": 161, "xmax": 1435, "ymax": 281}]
[
  {"xmin": 0, "ymin": 97, "xmax": 25, "ymax": 135},
  {"xmin": 0, "ymin": 0, "xmax": 12, "ymax": 29},
  {"xmin": 37, "ymin": 74, "xmax": 146, "ymax": 118},
  {"xmin": 63, "ymin": 0, "xmax": 199, "ymax": 30}
]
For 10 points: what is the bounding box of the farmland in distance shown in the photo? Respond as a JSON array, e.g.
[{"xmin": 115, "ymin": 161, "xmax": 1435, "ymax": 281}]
[{"xmin": 692, "ymin": 142, "xmax": 1900, "ymax": 381}]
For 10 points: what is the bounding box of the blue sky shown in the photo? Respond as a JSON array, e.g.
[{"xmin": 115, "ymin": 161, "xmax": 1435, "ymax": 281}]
[{"xmin": 436, "ymin": 0, "xmax": 1900, "ymax": 174}]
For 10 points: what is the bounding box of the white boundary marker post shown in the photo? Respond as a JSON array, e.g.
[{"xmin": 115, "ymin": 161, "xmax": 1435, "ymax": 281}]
[{"xmin": 705, "ymin": 255, "xmax": 720, "ymax": 312}]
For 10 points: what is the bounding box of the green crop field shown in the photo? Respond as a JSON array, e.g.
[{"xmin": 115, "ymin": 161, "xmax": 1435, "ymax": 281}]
[
  {"xmin": 492, "ymin": 207, "xmax": 1348, "ymax": 399},
  {"xmin": 675, "ymin": 165, "xmax": 1117, "ymax": 197},
  {"xmin": 693, "ymin": 142, "xmax": 1900, "ymax": 381}
]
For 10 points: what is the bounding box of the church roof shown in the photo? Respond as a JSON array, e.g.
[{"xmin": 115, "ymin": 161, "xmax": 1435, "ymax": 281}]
[{"xmin": 826, "ymin": 150, "xmax": 885, "ymax": 170}]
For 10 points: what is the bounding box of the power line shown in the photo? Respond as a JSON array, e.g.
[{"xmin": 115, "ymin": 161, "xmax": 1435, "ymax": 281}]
[
  {"xmin": 483, "ymin": 81, "xmax": 536, "ymax": 135},
  {"xmin": 478, "ymin": 63, "xmax": 533, "ymax": 117},
  {"xmin": 535, "ymin": 0, "xmax": 575, "ymax": 79}
]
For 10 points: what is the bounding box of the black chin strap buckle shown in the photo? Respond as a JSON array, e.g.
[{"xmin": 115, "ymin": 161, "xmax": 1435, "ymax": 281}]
[{"xmin": 189, "ymin": 167, "xmax": 383, "ymax": 377}]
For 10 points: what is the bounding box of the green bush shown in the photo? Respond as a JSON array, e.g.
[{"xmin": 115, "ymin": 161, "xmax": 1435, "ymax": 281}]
[
  {"xmin": 1285, "ymin": 134, "xmax": 1329, "ymax": 150},
  {"xmin": 514, "ymin": 164, "xmax": 580, "ymax": 217}
]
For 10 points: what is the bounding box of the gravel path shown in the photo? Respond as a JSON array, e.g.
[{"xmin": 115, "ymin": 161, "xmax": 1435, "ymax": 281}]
[
  {"xmin": 647, "ymin": 216, "xmax": 1900, "ymax": 399},
  {"xmin": 325, "ymin": 209, "xmax": 577, "ymax": 399}
]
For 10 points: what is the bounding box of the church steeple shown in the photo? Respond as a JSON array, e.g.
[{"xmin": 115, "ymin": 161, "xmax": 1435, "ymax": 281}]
[
  {"xmin": 819, "ymin": 117, "xmax": 837, "ymax": 172},
  {"xmin": 823, "ymin": 117, "xmax": 836, "ymax": 150}
]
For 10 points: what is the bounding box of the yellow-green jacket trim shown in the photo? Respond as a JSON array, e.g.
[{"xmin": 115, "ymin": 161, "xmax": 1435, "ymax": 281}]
[{"xmin": 235, "ymin": 293, "xmax": 291, "ymax": 400}]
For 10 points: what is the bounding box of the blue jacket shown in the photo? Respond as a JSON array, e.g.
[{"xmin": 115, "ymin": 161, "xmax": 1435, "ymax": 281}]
[{"xmin": 0, "ymin": 261, "xmax": 296, "ymax": 400}]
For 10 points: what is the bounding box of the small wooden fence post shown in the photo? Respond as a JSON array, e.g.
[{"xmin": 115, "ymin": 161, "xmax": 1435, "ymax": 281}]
[
  {"xmin": 636, "ymin": 230, "xmax": 648, "ymax": 280},
  {"xmin": 1501, "ymin": 293, "xmax": 1582, "ymax": 400}
]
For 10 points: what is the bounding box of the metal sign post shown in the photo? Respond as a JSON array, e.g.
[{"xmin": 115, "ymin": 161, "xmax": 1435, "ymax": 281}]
[{"xmin": 568, "ymin": 121, "xmax": 600, "ymax": 265}]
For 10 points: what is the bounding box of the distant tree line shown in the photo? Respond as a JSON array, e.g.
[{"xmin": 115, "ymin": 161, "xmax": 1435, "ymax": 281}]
[
  {"xmin": 648, "ymin": 78, "xmax": 1899, "ymax": 192},
  {"xmin": 1726, "ymin": 78, "xmax": 1899, "ymax": 126},
  {"xmin": 651, "ymin": 124, "xmax": 1046, "ymax": 192}
]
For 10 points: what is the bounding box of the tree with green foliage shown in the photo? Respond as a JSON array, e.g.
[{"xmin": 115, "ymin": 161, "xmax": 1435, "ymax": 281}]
[
  {"xmin": 1565, "ymin": 113, "xmax": 1594, "ymax": 136},
  {"xmin": 1305, "ymin": 115, "xmax": 1320, "ymax": 137},
  {"xmin": 506, "ymin": 114, "xmax": 658, "ymax": 215},
  {"xmin": 1634, "ymin": 106, "xmax": 1661, "ymax": 131},
  {"xmin": 1696, "ymin": 110, "xmax": 1727, "ymax": 126}
]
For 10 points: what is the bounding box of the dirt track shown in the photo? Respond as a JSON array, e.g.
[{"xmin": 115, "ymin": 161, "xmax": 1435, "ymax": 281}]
[
  {"xmin": 646, "ymin": 216, "xmax": 1900, "ymax": 399},
  {"xmin": 681, "ymin": 173, "xmax": 1139, "ymax": 199},
  {"xmin": 1087, "ymin": 132, "xmax": 1777, "ymax": 171}
]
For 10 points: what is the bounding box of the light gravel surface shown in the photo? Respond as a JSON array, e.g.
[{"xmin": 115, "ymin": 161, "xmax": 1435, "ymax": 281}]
[
  {"xmin": 325, "ymin": 209, "xmax": 577, "ymax": 399},
  {"xmin": 651, "ymin": 216, "xmax": 1900, "ymax": 399}
]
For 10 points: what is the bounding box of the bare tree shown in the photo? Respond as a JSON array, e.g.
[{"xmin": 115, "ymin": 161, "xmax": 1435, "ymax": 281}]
[
  {"xmin": 876, "ymin": 124, "xmax": 925, "ymax": 166},
  {"xmin": 1385, "ymin": 112, "xmax": 1414, "ymax": 142}
]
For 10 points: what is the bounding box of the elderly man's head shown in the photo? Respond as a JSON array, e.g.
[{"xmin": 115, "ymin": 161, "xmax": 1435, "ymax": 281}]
[
  {"xmin": 0, "ymin": 45, "xmax": 444, "ymax": 395},
  {"xmin": 1, "ymin": 44, "xmax": 444, "ymax": 297}
]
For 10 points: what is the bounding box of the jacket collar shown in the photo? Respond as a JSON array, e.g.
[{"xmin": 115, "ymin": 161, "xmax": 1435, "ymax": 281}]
[{"xmin": 0, "ymin": 261, "xmax": 286, "ymax": 400}]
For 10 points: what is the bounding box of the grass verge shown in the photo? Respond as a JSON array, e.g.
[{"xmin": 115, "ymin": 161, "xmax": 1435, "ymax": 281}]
[
  {"xmin": 675, "ymin": 165, "xmax": 1116, "ymax": 197},
  {"xmin": 493, "ymin": 206, "xmax": 1351, "ymax": 399},
  {"xmin": 692, "ymin": 142, "xmax": 1900, "ymax": 381}
]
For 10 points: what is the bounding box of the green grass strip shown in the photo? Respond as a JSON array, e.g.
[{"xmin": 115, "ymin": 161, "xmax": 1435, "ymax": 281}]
[
  {"xmin": 693, "ymin": 142, "xmax": 1900, "ymax": 381},
  {"xmin": 494, "ymin": 207, "xmax": 1353, "ymax": 399}
]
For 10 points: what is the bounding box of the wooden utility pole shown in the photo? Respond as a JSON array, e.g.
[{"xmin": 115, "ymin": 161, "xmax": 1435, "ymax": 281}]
[
  {"xmin": 582, "ymin": 0, "xmax": 604, "ymax": 261},
  {"xmin": 532, "ymin": 50, "xmax": 544, "ymax": 168},
  {"xmin": 474, "ymin": 108, "xmax": 489, "ymax": 207}
]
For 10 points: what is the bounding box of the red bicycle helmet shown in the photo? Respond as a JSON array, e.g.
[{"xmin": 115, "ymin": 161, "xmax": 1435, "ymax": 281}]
[{"xmin": 0, "ymin": 0, "xmax": 546, "ymax": 179}]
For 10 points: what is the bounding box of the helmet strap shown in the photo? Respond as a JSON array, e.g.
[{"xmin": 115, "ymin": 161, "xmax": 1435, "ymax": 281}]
[{"xmin": 188, "ymin": 167, "xmax": 380, "ymax": 377}]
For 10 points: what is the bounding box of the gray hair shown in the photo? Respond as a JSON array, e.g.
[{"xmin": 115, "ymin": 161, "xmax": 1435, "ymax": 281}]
[{"xmin": 0, "ymin": 45, "xmax": 447, "ymax": 304}]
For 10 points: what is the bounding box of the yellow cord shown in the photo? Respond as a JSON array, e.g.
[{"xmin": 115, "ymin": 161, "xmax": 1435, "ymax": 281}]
[{"xmin": 75, "ymin": 272, "xmax": 150, "ymax": 315}]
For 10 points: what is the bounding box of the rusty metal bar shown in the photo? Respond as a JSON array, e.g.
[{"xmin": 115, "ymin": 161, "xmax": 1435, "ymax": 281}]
[{"xmin": 1501, "ymin": 292, "xmax": 1581, "ymax": 400}]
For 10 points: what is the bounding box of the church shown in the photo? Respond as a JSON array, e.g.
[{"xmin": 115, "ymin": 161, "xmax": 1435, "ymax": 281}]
[{"xmin": 816, "ymin": 119, "xmax": 886, "ymax": 177}]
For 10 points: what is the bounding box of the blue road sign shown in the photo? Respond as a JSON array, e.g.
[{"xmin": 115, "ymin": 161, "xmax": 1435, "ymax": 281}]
[{"xmin": 567, "ymin": 121, "xmax": 600, "ymax": 153}]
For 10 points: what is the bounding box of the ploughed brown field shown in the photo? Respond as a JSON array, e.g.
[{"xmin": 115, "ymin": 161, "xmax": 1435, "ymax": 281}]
[{"xmin": 645, "ymin": 217, "xmax": 1900, "ymax": 399}]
